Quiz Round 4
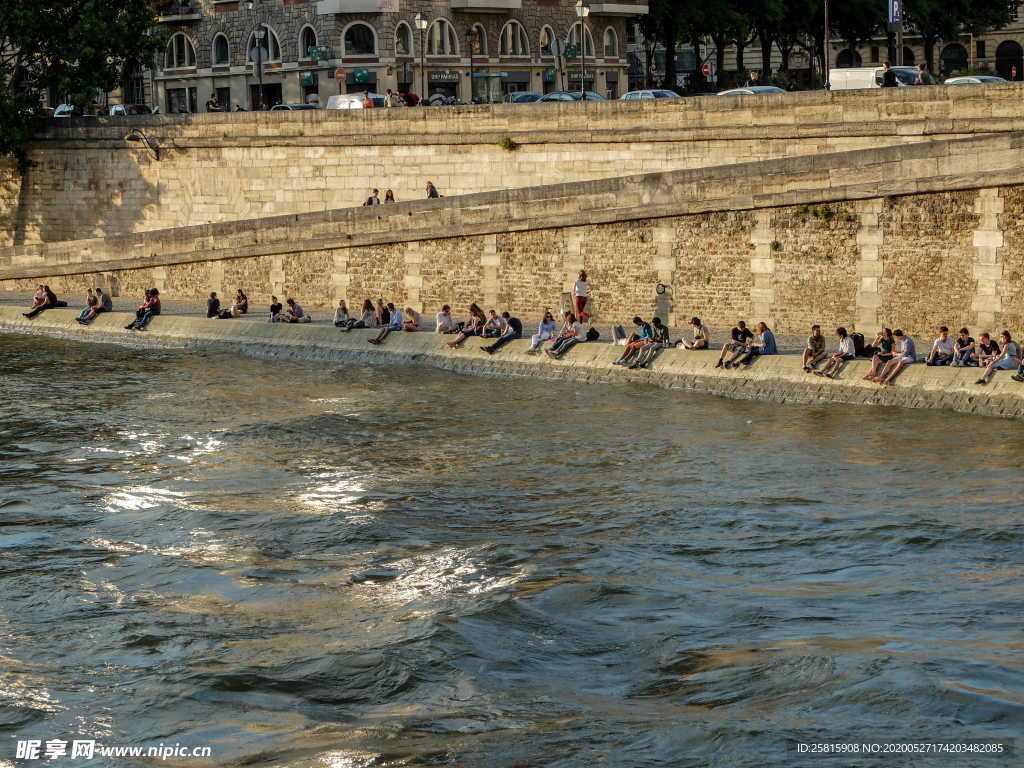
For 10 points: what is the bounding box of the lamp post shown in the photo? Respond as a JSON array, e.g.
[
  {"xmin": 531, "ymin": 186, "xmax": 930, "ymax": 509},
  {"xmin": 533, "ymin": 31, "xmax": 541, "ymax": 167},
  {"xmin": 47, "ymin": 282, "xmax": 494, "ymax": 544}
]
[
  {"xmin": 467, "ymin": 26, "xmax": 475, "ymax": 103},
  {"xmin": 245, "ymin": 0, "xmax": 264, "ymax": 110},
  {"xmin": 575, "ymin": 0, "xmax": 590, "ymax": 101},
  {"xmin": 415, "ymin": 12, "xmax": 429, "ymax": 102}
]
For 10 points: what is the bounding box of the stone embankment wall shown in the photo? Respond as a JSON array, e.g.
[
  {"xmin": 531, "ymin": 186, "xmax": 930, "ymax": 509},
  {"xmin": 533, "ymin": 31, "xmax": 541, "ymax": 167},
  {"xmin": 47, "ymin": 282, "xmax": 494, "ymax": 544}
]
[
  {"xmin": 1, "ymin": 307, "xmax": 1020, "ymax": 421},
  {"xmin": 4, "ymin": 83, "xmax": 1024, "ymax": 245},
  {"xmin": 2, "ymin": 133, "xmax": 1023, "ymax": 339}
]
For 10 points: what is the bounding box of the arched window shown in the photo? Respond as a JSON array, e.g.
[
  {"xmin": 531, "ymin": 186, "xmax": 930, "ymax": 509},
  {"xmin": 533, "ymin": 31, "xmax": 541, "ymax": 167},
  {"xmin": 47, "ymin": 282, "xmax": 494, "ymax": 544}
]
[
  {"xmin": 835, "ymin": 48, "xmax": 862, "ymax": 68},
  {"xmin": 344, "ymin": 22, "xmax": 376, "ymax": 56},
  {"xmin": 499, "ymin": 21, "xmax": 529, "ymax": 56},
  {"xmin": 212, "ymin": 33, "xmax": 230, "ymax": 66},
  {"xmin": 395, "ymin": 22, "xmax": 412, "ymax": 56},
  {"xmin": 165, "ymin": 33, "xmax": 196, "ymax": 69},
  {"xmin": 994, "ymin": 40, "xmax": 1021, "ymax": 78},
  {"xmin": 300, "ymin": 26, "xmax": 318, "ymax": 59},
  {"xmin": 603, "ymin": 27, "xmax": 618, "ymax": 57},
  {"xmin": 247, "ymin": 26, "xmax": 281, "ymax": 62},
  {"xmin": 567, "ymin": 23, "xmax": 594, "ymax": 58},
  {"xmin": 540, "ymin": 26, "xmax": 555, "ymax": 57},
  {"xmin": 427, "ymin": 19, "xmax": 458, "ymax": 56},
  {"xmin": 470, "ymin": 23, "xmax": 487, "ymax": 57}
]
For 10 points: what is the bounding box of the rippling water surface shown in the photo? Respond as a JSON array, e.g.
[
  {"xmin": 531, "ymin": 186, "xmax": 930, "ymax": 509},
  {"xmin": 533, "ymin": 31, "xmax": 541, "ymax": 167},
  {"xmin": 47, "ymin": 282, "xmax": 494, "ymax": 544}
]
[{"xmin": 2, "ymin": 333, "xmax": 1023, "ymax": 767}]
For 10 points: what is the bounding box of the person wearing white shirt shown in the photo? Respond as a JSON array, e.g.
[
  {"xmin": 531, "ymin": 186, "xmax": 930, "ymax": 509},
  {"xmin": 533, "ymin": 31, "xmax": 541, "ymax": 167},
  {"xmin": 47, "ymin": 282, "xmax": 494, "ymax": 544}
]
[
  {"xmin": 435, "ymin": 304, "xmax": 457, "ymax": 334},
  {"xmin": 333, "ymin": 300, "xmax": 349, "ymax": 327},
  {"xmin": 925, "ymin": 326, "xmax": 956, "ymax": 366},
  {"xmin": 815, "ymin": 327, "xmax": 857, "ymax": 379},
  {"xmin": 573, "ymin": 270, "xmax": 591, "ymax": 322},
  {"xmin": 527, "ymin": 311, "xmax": 557, "ymax": 354},
  {"xmin": 545, "ymin": 312, "xmax": 586, "ymax": 359}
]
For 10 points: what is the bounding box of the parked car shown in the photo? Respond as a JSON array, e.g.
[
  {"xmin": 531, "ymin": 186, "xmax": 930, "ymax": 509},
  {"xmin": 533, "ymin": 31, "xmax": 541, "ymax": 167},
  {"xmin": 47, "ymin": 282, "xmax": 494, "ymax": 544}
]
[
  {"xmin": 944, "ymin": 75, "xmax": 1008, "ymax": 85},
  {"xmin": 621, "ymin": 89, "xmax": 680, "ymax": 100},
  {"xmin": 828, "ymin": 66, "xmax": 921, "ymax": 90},
  {"xmin": 504, "ymin": 91, "xmax": 542, "ymax": 103},
  {"xmin": 538, "ymin": 90, "xmax": 606, "ymax": 102},
  {"xmin": 53, "ymin": 104, "xmax": 94, "ymax": 118},
  {"xmin": 108, "ymin": 104, "xmax": 154, "ymax": 116},
  {"xmin": 270, "ymin": 103, "xmax": 320, "ymax": 111},
  {"xmin": 325, "ymin": 93, "xmax": 386, "ymax": 110},
  {"xmin": 716, "ymin": 86, "xmax": 788, "ymax": 96}
]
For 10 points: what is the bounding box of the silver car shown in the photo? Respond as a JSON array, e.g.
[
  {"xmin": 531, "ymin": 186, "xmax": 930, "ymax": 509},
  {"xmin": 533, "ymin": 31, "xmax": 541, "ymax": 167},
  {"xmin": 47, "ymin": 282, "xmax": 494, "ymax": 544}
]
[
  {"xmin": 621, "ymin": 89, "xmax": 680, "ymax": 100},
  {"xmin": 717, "ymin": 85, "xmax": 787, "ymax": 96},
  {"xmin": 943, "ymin": 75, "xmax": 1008, "ymax": 85}
]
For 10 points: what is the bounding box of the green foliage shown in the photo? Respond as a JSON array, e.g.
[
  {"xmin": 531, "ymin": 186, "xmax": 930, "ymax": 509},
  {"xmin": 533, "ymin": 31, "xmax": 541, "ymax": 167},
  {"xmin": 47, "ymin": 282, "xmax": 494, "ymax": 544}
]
[
  {"xmin": 497, "ymin": 136, "xmax": 520, "ymax": 152},
  {"xmin": 0, "ymin": 0, "xmax": 164, "ymax": 159},
  {"xmin": 770, "ymin": 240, "xmax": 782, "ymax": 251}
]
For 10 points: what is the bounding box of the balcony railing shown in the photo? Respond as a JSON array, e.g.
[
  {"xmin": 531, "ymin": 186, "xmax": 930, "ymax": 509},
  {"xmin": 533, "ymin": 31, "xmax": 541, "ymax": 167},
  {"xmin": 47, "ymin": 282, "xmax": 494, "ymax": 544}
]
[
  {"xmin": 587, "ymin": 2, "xmax": 649, "ymax": 16},
  {"xmin": 450, "ymin": 0, "xmax": 523, "ymax": 11},
  {"xmin": 153, "ymin": 0, "xmax": 201, "ymax": 21}
]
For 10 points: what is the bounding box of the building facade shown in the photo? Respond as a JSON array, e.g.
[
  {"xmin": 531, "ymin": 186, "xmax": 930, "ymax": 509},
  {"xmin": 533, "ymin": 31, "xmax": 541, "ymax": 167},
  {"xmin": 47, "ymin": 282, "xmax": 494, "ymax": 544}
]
[{"xmin": 152, "ymin": 0, "xmax": 647, "ymax": 112}]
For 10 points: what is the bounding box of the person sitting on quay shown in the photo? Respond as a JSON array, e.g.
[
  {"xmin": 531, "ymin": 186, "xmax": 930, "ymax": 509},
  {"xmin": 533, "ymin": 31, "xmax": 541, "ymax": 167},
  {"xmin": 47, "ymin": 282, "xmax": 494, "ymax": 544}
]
[
  {"xmin": 483, "ymin": 309, "xmax": 505, "ymax": 338},
  {"xmin": 862, "ymin": 328, "xmax": 895, "ymax": 380},
  {"xmin": 976, "ymin": 330, "xmax": 1019, "ymax": 385},
  {"xmin": 125, "ymin": 288, "xmax": 161, "ymax": 331},
  {"xmin": 715, "ymin": 320, "xmax": 754, "ymax": 368},
  {"xmin": 802, "ymin": 324, "xmax": 827, "ymax": 372},
  {"xmin": 374, "ymin": 298, "xmax": 389, "ymax": 327},
  {"xmin": 526, "ymin": 310, "xmax": 558, "ymax": 354},
  {"xmin": 631, "ymin": 317, "xmax": 671, "ymax": 369},
  {"xmin": 815, "ymin": 327, "xmax": 857, "ymax": 379},
  {"xmin": 974, "ymin": 332, "xmax": 1001, "ymax": 369},
  {"xmin": 333, "ymin": 299, "xmax": 349, "ymax": 327},
  {"xmin": 925, "ymin": 326, "xmax": 955, "ymax": 366},
  {"xmin": 613, "ymin": 316, "xmax": 655, "ymax": 366},
  {"xmin": 77, "ymin": 287, "xmax": 111, "ymax": 325},
  {"xmin": 545, "ymin": 311, "xmax": 587, "ymax": 360},
  {"xmin": 276, "ymin": 297, "xmax": 308, "ymax": 323},
  {"xmin": 951, "ymin": 327, "xmax": 976, "ymax": 367},
  {"xmin": 435, "ymin": 305, "xmax": 458, "ymax": 334},
  {"xmin": 269, "ymin": 296, "xmax": 283, "ymax": 322},
  {"xmin": 23, "ymin": 284, "xmax": 59, "ymax": 319},
  {"xmin": 76, "ymin": 289, "xmax": 98, "ymax": 324},
  {"xmin": 676, "ymin": 317, "xmax": 710, "ymax": 350},
  {"xmin": 724, "ymin": 322, "xmax": 777, "ymax": 369},
  {"xmin": 339, "ymin": 299, "xmax": 376, "ymax": 330},
  {"xmin": 403, "ymin": 307, "xmax": 421, "ymax": 332},
  {"xmin": 871, "ymin": 329, "xmax": 915, "ymax": 385},
  {"xmin": 447, "ymin": 304, "xmax": 486, "ymax": 348},
  {"xmin": 368, "ymin": 303, "xmax": 404, "ymax": 345},
  {"xmin": 482, "ymin": 312, "xmax": 523, "ymax": 354},
  {"xmin": 206, "ymin": 292, "xmax": 221, "ymax": 319},
  {"xmin": 234, "ymin": 289, "xmax": 248, "ymax": 315}
]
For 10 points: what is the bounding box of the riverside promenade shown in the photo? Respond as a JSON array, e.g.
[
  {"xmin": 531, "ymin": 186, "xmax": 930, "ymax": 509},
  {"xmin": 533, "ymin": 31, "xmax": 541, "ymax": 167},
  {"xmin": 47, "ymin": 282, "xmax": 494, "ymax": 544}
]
[{"xmin": 3, "ymin": 306, "xmax": 1021, "ymax": 420}]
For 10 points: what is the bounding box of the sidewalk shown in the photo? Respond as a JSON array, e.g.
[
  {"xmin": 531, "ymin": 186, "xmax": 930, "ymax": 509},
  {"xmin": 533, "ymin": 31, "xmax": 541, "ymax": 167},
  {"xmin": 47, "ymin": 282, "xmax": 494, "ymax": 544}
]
[{"xmin": 0, "ymin": 292, "xmax": 810, "ymax": 353}]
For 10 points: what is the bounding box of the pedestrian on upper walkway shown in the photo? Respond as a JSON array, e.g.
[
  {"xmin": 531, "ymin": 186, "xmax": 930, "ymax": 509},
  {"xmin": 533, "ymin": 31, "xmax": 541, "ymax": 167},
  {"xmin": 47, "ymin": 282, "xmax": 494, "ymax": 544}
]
[{"xmin": 426, "ymin": 181, "xmax": 440, "ymax": 199}]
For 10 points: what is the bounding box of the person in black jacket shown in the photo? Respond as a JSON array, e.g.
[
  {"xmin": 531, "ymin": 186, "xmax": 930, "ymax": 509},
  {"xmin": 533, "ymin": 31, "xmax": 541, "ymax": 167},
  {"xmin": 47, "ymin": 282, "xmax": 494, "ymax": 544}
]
[
  {"xmin": 206, "ymin": 292, "xmax": 220, "ymax": 318},
  {"xmin": 881, "ymin": 61, "xmax": 898, "ymax": 88}
]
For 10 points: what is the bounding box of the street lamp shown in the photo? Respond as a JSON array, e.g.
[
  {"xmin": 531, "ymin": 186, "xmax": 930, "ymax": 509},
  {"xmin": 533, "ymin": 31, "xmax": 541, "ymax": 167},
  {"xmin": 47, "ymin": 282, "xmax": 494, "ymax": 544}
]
[
  {"xmin": 575, "ymin": 0, "xmax": 590, "ymax": 102},
  {"xmin": 415, "ymin": 12, "xmax": 429, "ymax": 103},
  {"xmin": 245, "ymin": 0, "xmax": 264, "ymax": 110}
]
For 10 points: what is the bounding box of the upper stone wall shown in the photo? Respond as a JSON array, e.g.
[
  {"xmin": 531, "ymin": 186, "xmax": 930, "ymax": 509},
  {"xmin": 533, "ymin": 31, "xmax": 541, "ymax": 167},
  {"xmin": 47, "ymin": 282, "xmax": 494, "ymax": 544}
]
[{"xmin": 4, "ymin": 83, "xmax": 1024, "ymax": 247}]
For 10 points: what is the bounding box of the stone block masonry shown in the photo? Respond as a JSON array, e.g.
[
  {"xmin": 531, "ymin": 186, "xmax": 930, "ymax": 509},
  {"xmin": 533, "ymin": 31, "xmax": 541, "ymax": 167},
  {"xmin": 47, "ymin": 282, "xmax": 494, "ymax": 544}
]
[
  {"xmin": 2, "ymin": 306, "xmax": 1022, "ymax": 421},
  {"xmin": 5, "ymin": 133, "xmax": 1024, "ymax": 342},
  {"xmin": 7, "ymin": 83, "xmax": 1024, "ymax": 246}
]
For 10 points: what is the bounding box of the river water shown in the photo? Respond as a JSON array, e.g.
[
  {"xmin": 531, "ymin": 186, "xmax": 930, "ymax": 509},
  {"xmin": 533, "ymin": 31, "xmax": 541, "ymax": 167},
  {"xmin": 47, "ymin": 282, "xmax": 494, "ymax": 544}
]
[{"xmin": 1, "ymin": 333, "xmax": 1022, "ymax": 767}]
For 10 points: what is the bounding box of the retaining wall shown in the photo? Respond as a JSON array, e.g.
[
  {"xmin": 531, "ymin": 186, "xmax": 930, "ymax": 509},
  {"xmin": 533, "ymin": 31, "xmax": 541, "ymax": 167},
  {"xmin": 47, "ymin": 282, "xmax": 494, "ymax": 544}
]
[
  {"xmin": 5, "ymin": 83, "xmax": 1024, "ymax": 245},
  {"xmin": 2, "ymin": 307, "xmax": 1020, "ymax": 420}
]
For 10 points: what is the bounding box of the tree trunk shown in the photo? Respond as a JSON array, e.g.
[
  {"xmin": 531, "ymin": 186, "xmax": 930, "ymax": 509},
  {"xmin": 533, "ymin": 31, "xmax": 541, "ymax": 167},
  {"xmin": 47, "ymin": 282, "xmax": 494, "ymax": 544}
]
[
  {"xmin": 713, "ymin": 34, "xmax": 727, "ymax": 83},
  {"xmin": 662, "ymin": 15, "xmax": 677, "ymax": 90},
  {"xmin": 736, "ymin": 40, "xmax": 746, "ymax": 73},
  {"xmin": 760, "ymin": 33, "xmax": 773, "ymax": 77}
]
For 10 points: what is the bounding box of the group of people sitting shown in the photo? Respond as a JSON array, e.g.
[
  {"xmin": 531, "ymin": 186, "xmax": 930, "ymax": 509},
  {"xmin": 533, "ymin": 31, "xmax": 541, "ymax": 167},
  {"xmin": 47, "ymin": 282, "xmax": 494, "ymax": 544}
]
[
  {"xmin": 802, "ymin": 324, "xmax": 1024, "ymax": 386},
  {"xmin": 21, "ymin": 285, "xmax": 68, "ymax": 319}
]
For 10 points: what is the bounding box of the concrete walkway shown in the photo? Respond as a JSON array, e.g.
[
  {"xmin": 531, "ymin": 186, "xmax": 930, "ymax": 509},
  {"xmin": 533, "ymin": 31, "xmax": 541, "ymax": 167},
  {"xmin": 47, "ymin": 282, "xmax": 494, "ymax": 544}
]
[{"xmin": 1, "ymin": 306, "xmax": 1018, "ymax": 420}]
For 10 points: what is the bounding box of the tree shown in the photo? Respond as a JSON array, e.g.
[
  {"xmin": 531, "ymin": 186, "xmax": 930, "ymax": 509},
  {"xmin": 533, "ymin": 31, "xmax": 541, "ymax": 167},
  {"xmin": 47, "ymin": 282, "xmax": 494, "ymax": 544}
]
[{"xmin": 0, "ymin": 0, "xmax": 162, "ymax": 162}]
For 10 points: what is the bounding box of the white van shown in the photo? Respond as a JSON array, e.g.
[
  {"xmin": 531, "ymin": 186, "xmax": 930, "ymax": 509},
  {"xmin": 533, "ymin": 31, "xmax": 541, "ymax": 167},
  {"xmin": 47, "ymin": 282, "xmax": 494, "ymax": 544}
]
[{"xmin": 829, "ymin": 66, "xmax": 921, "ymax": 90}]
